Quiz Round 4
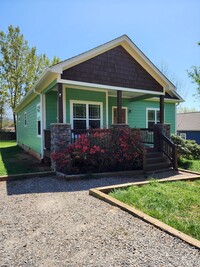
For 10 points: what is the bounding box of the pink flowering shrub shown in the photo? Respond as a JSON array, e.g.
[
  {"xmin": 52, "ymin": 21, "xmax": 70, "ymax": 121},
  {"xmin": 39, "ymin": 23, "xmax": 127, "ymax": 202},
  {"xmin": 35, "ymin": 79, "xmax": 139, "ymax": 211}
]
[{"xmin": 51, "ymin": 127, "xmax": 145, "ymax": 174}]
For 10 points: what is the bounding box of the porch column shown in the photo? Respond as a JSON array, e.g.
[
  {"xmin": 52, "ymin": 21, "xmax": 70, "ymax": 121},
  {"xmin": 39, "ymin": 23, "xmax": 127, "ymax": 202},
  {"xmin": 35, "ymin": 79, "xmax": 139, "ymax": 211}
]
[
  {"xmin": 117, "ymin": 90, "xmax": 122, "ymax": 124},
  {"xmin": 160, "ymin": 95, "xmax": 164, "ymax": 124},
  {"xmin": 57, "ymin": 83, "xmax": 63, "ymax": 123}
]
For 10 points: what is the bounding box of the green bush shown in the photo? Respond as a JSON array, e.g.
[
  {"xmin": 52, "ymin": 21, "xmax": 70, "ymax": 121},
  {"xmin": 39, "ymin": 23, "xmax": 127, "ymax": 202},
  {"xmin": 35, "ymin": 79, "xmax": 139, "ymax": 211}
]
[{"xmin": 171, "ymin": 134, "xmax": 200, "ymax": 160}]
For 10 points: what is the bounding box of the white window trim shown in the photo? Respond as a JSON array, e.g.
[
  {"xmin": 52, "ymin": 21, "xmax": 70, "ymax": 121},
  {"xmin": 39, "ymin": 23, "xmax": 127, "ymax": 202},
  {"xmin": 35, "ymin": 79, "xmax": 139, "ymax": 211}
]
[
  {"xmin": 180, "ymin": 133, "xmax": 186, "ymax": 139},
  {"xmin": 18, "ymin": 115, "xmax": 20, "ymax": 123},
  {"xmin": 112, "ymin": 106, "xmax": 128, "ymax": 124},
  {"xmin": 36, "ymin": 103, "xmax": 41, "ymax": 137},
  {"xmin": 24, "ymin": 112, "xmax": 27, "ymax": 127},
  {"xmin": 146, "ymin": 108, "xmax": 164, "ymax": 128},
  {"xmin": 70, "ymin": 100, "xmax": 103, "ymax": 129}
]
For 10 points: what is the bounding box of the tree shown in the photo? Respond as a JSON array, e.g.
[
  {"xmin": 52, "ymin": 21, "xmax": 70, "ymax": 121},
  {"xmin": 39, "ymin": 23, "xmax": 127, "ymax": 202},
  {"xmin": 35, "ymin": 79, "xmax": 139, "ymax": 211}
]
[
  {"xmin": 177, "ymin": 106, "xmax": 197, "ymax": 113},
  {"xmin": 188, "ymin": 42, "xmax": 200, "ymax": 100},
  {"xmin": 0, "ymin": 79, "xmax": 8, "ymax": 131},
  {"xmin": 0, "ymin": 25, "xmax": 60, "ymax": 132}
]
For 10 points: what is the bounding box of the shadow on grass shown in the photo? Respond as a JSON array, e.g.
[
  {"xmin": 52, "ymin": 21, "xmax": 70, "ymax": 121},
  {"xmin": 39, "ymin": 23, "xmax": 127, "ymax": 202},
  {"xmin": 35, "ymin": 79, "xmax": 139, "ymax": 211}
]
[
  {"xmin": 0, "ymin": 143, "xmax": 51, "ymax": 176},
  {"xmin": 178, "ymin": 159, "xmax": 193, "ymax": 170}
]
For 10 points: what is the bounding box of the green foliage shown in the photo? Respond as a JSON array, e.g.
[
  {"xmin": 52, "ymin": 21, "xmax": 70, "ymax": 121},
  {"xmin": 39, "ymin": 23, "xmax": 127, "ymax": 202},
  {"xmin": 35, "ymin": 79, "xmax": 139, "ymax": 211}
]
[
  {"xmin": 188, "ymin": 42, "xmax": 200, "ymax": 99},
  {"xmin": 109, "ymin": 180, "xmax": 200, "ymax": 240},
  {"xmin": 0, "ymin": 25, "xmax": 60, "ymax": 130},
  {"xmin": 171, "ymin": 134, "xmax": 200, "ymax": 159},
  {"xmin": 51, "ymin": 128, "xmax": 144, "ymax": 174}
]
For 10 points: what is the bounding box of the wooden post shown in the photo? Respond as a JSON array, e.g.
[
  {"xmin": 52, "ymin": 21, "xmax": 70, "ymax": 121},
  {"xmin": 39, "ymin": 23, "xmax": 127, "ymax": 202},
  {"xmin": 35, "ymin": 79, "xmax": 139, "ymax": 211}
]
[
  {"xmin": 117, "ymin": 90, "xmax": 122, "ymax": 124},
  {"xmin": 57, "ymin": 83, "xmax": 63, "ymax": 123},
  {"xmin": 160, "ymin": 95, "xmax": 164, "ymax": 124}
]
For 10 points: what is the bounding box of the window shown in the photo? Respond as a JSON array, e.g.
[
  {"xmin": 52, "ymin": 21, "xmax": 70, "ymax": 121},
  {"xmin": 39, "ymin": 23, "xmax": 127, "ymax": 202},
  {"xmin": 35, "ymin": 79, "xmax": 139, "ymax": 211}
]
[
  {"xmin": 72, "ymin": 102, "xmax": 102, "ymax": 129},
  {"xmin": 36, "ymin": 104, "xmax": 41, "ymax": 136},
  {"xmin": 180, "ymin": 133, "xmax": 186, "ymax": 139},
  {"xmin": 147, "ymin": 109, "xmax": 160, "ymax": 129},
  {"xmin": 24, "ymin": 112, "xmax": 27, "ymax": 127},
  {"xmin": 112, "ymin": 107, "xmax": 127, "ymax": 124}
]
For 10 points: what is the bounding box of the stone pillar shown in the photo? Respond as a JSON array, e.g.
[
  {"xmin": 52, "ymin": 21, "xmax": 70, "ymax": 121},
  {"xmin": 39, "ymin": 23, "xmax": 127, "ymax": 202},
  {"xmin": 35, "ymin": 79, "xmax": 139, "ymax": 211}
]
[{"xmin": 50, "ymin": 123, "xmax": 71, "ymax": 170}]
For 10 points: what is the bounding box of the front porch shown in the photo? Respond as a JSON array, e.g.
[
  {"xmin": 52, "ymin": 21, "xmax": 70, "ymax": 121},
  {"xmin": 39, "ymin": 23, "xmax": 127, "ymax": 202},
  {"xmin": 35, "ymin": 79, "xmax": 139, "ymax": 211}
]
[{"xmin": 43, "ymin": 124, "xmax": 177, "ymax": 173}]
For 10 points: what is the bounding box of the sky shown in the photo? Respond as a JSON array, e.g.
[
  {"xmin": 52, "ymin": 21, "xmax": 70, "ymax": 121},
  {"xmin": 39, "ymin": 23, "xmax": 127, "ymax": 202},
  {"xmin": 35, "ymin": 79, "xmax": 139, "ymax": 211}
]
[{"xmin": 1, "ymin": 0, "xmax": 200, "ymax": 112}]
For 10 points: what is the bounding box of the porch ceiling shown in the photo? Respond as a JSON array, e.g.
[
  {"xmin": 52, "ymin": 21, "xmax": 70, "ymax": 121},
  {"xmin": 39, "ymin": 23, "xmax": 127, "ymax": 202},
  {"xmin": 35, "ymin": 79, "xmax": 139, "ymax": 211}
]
[{"xmin": 107, "ymin": 89, "xmax": 157, "ymax": 99}]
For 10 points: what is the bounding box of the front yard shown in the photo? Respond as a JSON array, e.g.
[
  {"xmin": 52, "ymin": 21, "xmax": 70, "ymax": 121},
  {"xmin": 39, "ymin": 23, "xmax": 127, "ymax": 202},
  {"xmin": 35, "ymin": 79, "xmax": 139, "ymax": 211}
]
[
  {"xmin": 109, "ymin": 179, "xmax": 200, "ymax": 240},
  {"xmin": 0, "ymin": 140, "xmax": 51, "ymax": 176}
]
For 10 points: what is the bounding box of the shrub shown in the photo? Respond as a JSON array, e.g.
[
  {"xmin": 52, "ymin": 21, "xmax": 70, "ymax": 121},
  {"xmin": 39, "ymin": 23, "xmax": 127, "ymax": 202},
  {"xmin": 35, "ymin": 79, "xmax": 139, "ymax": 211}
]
[
  {"xmin": 51, "ymin": 127, "xmax": 145, "ymax": 174},
  {"xmin": 171, "ymin": 134, "xmax": 200, "ymax": 160}
]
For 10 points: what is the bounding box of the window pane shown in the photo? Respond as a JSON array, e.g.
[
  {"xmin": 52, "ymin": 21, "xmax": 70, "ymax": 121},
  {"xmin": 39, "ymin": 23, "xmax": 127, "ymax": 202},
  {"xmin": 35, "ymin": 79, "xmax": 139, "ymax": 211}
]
[
  {"xmin": 74, "ymin": 120, "xmax": 86, "ymax": 129},
  {"xmin": 38, "ymin": 121, "xmax": 41, "ymax": 135},
  {"xmin": 73, "ymin": 104, "xmax": 86, "ymax": 118},
  {"xmin": 148, "ymin": 110, "xmax": 155, "ymax": 121},
  {"xmin": 89, "ymin": 120, "xmax": 100, "ymax": 129},
  {"xmin": 89, "ymin": 104, "xmax": 100, "ymax": 119},
  {"xmin": 156, "ymin": 111, "xmax": 160, "ymax": 122}
]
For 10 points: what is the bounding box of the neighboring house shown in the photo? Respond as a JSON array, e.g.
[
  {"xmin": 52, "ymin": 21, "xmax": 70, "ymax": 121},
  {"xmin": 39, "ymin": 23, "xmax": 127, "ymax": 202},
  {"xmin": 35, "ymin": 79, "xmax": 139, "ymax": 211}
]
[
  {"xmin": 177, "ymin": 112, "xmax": 200, "ymax": 144},
  {"xmin": 15, "ymin": 35, "xmax": 183, "ymax": 163}
]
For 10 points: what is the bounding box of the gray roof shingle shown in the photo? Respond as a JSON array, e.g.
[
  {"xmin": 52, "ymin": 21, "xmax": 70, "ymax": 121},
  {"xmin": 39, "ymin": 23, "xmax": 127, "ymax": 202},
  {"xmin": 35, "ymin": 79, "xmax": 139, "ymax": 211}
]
[{"xmin": 177, "ymin": 112, "xmax": 200, "ymax": 131}]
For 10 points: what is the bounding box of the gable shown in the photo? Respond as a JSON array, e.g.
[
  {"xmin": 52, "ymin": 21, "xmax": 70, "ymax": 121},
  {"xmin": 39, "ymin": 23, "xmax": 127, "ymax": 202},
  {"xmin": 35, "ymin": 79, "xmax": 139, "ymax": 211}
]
[{"xmin": 61, "ymin": 46, "xmax": 163, "ymax": 92}]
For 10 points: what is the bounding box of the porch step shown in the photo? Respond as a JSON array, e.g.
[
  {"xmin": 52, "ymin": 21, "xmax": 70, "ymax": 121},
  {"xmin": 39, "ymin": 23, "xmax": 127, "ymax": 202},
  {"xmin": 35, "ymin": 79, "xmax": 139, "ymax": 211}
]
[{"xmin": 144, "ymin": 150, "xmax": 172, "ymax": 173}]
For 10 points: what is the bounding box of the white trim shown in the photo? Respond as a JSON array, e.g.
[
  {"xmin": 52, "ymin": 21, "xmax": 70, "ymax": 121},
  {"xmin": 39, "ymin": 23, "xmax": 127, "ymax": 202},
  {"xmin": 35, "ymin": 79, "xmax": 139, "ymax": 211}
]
[
  {"xmin": 112, "ymin": 106, "xmax": 128, "ymax": 124},
  {"xmin": 146, "ymin": 108, "xmax": 162, "ymax": 128},
  {"xmin": 180, "ymin": 133, "xmax": 186, "ymax": 139},
  {"xmin": 106, "ymin": 91, "xmax": 109, "ymax": 128},
  {"xmin": 43, "ymin": 94, "xmax": 46, "ymax": 130},
  {"xmin": 70, "ymin": 100, "xmax": 103, "ymax": 129},
  {"xmin": 36, "ymin": 103, "xmax": 42, "ymax": 138},
  {"xmin": 58, "ymin": 79, "xmax": 164, "ymax": 96},
  {"xmin": 63, "ymin": 87, "xmax": 66, "ymax": 123}
]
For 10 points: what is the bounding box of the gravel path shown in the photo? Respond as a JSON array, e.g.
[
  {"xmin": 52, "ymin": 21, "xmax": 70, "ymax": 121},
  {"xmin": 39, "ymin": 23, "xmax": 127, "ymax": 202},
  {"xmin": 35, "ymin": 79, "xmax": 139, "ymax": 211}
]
[{"xmin": 0, "ymin": 174, "xmax": 200, "ymax": 267}]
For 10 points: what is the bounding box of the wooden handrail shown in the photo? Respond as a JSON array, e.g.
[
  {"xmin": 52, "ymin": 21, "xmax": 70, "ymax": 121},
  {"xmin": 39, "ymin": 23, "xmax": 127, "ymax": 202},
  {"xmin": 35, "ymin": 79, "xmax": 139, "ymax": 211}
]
[{"xmin": 154, "ymin": 128, "xmax": 178, "ymax": 169}]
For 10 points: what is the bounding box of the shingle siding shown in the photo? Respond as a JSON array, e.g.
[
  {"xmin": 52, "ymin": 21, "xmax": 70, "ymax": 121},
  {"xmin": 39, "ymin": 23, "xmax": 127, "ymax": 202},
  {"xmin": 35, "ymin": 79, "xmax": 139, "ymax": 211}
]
[{"xmin": 61, "ymin": 46, "xmax": 163, "ymax": 92}]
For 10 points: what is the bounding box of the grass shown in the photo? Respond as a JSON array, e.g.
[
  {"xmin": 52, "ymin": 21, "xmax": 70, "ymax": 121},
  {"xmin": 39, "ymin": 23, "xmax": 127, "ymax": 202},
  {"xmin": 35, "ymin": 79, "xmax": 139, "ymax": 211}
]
[
  {"xmin": 179, "ymin": 157, "xmax": 200, "ymax": 172},
  {"xmin": 0, "ymin": 140, "xmax": 50, "ymax": 176},
  {"xmin": 109, "ymin": 179, "xmax": 200, "ymax": 240}
]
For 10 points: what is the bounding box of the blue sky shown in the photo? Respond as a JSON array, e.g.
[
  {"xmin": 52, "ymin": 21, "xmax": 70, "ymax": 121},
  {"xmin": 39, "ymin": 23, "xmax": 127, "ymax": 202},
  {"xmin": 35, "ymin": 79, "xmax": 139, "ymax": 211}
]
[{"xmin": 1, "ymin": 0, "xmax": 200, "ymax": 110}]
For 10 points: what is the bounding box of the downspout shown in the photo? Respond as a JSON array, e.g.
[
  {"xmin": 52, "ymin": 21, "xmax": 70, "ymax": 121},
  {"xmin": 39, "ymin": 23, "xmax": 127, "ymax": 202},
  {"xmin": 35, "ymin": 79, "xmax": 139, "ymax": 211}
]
[{"xmin": 33, "ymin": 88, "xmax": 44, "ymax": 160}]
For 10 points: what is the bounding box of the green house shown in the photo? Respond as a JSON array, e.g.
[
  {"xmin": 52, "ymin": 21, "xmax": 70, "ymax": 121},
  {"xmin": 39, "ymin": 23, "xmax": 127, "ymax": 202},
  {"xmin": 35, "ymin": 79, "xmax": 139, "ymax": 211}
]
[{"xmin": 15, "ymin": 35, "xmax": 183, "ymax": 163}]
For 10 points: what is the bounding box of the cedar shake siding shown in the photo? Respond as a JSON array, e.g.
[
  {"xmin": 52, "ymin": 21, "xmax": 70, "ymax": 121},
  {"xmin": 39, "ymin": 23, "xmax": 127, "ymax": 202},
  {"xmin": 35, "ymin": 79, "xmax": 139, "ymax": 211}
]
[{"xmin": 61, "ymin": 46, "xmax": 163, "ymax": 92}]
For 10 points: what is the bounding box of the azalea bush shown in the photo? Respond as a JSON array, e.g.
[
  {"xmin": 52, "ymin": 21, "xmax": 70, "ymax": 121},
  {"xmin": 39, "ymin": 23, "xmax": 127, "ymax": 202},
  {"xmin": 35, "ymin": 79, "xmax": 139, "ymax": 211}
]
[
  {"xmin": 171, "ymin": 134, "xmax": 200, "ymax": 160},
  {"xmin": 51, "ymin": 127, "xmax": 145, "ymax": 174}
]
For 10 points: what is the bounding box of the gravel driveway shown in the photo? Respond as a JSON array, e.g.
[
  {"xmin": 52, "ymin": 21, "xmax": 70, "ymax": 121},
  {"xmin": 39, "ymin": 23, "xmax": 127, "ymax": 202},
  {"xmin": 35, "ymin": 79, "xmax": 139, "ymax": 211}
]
[{"xmin": 0, "ymin": 174, "xmax": 199, "ymax": 267}]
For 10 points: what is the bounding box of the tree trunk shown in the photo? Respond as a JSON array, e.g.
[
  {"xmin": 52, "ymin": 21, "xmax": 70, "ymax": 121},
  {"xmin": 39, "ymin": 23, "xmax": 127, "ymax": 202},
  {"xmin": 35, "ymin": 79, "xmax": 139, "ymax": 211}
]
[{"xmin": 13, "ymin": 112, "xmax": 16, "ymax": 133}]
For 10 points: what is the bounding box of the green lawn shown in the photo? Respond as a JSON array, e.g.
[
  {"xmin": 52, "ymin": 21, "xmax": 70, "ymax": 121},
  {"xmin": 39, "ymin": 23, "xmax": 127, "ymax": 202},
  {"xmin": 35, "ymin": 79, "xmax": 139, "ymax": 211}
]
[
  {"xmin": 109, "ymin": 180, "xmax": 200, "ymax": 240},
  {"xmin": 0, "ymin": 140, "xmax": 50, "ymax": 175}
]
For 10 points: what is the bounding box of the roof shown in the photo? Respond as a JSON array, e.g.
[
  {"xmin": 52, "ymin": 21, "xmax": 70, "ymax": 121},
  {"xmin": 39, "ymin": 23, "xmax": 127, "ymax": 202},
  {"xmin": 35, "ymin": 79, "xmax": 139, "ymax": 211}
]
[
  {"xmin": 177, "ymin": 112, "xmax": 200, "ymax": 131},
  {"xmin": 16, "ymin": 34, "xmax": 183, "ymax": 112}
]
